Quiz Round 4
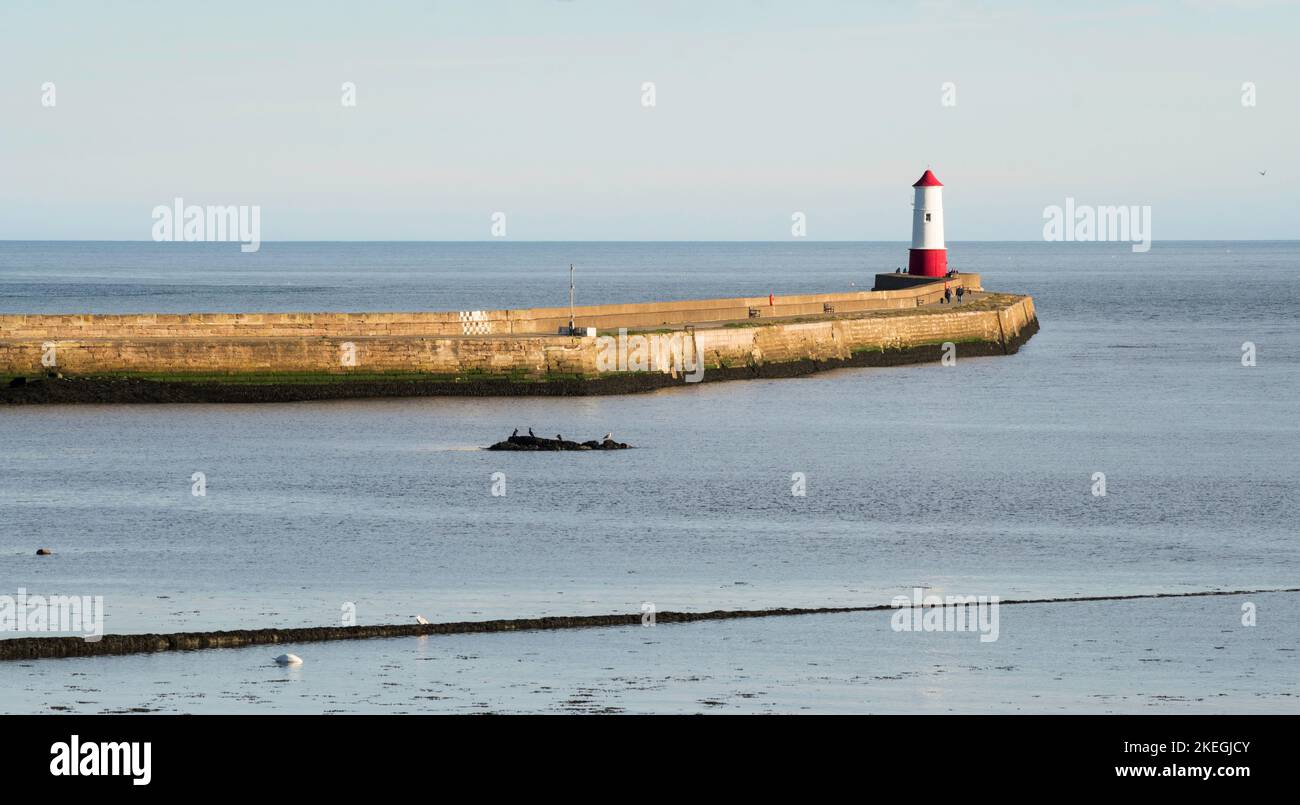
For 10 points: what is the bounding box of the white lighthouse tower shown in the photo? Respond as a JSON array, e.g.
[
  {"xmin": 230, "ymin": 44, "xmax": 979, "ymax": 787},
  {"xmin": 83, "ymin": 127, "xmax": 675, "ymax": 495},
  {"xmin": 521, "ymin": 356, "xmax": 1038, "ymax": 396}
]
[{"xmin": 908, "ymin": 169, "xmax": 947, "ymax": 277}]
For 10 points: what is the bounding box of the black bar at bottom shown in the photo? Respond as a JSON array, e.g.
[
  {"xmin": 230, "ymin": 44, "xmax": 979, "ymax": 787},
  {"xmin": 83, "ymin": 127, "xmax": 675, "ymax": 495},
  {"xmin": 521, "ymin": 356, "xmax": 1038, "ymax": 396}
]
[{"xmin": 2, "ymin": 714, "xmax": 1289, "ymax": 791}]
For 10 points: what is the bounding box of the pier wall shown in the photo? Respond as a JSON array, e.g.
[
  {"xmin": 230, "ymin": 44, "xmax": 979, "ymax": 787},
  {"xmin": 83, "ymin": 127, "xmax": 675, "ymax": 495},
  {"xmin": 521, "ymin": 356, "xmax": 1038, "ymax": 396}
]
[
  {"xmin": 0, "ymin": 288, "xmax": 1036, "ymax": 381},
  {"xmin": 0, "ymin": 334, "xmax": 593, "ymax": 377},
  {"xmin": 0, "ymin": 275, "xmax": 982, "ymax": 340},
  {"xmin": 696, "ymin": 294, "xmax": 1035, "ymax": 369}
]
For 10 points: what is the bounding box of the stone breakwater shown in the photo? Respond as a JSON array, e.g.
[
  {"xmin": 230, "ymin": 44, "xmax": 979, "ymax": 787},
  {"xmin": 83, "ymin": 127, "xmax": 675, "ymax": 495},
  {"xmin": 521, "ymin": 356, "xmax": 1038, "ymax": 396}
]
[
  {"xmin": 0, "ymin": 275, "xmax": 1040, "ymax": 404},
  {"xmin": 0, "ymin": 589, "xmax": 1289, "ymax": 662}
]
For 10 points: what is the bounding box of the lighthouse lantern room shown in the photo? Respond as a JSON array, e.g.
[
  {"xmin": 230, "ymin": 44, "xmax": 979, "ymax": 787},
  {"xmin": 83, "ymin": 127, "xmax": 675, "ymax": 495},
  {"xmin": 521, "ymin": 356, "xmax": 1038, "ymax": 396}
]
[{"xmin": 908, "ymin": 169, "xmax": 947, "ymax": 277}]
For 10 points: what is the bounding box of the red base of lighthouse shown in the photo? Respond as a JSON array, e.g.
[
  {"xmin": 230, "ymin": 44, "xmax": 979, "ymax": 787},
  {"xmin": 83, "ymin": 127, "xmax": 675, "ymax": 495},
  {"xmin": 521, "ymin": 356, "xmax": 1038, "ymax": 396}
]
[{"xmin": 908, "ymin": 249, "xmax": 948, "ymax": 277}]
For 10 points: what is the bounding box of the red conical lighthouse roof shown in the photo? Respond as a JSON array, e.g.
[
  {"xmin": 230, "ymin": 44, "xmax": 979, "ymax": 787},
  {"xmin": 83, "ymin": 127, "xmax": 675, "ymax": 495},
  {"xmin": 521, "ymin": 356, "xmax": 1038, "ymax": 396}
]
[{"xmin": 912, "ymin": 169, "xmax": 943, "ymax": 187}]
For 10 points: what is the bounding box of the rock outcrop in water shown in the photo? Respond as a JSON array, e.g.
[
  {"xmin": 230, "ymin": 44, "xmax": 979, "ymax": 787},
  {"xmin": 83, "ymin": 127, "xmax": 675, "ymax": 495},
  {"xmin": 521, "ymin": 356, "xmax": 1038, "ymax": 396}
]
[{"xmin": 487, "ymin": 434, "xmax": 630, "ymax": 451}]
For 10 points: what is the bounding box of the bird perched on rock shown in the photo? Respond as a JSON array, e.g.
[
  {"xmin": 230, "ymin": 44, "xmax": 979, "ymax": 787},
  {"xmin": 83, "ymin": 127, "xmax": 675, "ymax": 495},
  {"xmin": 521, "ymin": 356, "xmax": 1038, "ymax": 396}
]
[
  {"xmin": 415, "ymin": 615, "xmax": 430, "ymax": 625},
  {"xmin": 556, "ymin": 434, "xmax": 563, "ymax": 441},
  {"xmin": 603, "ymin": 432, "xmax": 613, "ymax": 441},
  {"xmin": 528, "ymin": 428, "xmax": 535, "ymax": 437},
  {"xmin": 512, "ymin": 428, "xmax": 518, "ymax": 437}
]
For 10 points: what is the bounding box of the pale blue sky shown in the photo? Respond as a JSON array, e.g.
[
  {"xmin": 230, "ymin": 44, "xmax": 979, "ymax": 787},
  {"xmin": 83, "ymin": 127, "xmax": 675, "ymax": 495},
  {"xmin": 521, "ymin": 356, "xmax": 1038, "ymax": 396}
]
[{"xmin": 1, "ymin": 0, "xmax": 1295, "ymax": 240}]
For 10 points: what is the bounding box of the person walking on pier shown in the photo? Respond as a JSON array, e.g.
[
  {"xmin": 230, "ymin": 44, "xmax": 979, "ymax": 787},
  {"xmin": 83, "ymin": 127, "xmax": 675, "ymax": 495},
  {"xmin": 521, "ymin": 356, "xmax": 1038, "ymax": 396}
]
[
  {"xmin": 943, "ymin": 286, "xmax": 952, "ymax": 305},
  {"xmin": 956, "ymin": 286, "xmax": 965, "ymax": 304}
]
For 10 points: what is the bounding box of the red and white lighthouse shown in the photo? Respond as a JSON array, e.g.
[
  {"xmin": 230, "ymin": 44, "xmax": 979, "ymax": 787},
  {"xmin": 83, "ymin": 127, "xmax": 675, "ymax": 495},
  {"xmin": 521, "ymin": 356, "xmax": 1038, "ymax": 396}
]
[{"xmin": 908, "ymin": 169, "xmax": 947, "ymax": 277}]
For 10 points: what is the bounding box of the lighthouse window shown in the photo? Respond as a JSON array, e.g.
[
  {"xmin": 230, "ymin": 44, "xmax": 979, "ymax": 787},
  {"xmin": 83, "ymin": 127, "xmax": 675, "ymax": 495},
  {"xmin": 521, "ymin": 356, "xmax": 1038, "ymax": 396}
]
[{"xmin": 925, "ymin": 213, "xmax": 932, "ymax": 222}]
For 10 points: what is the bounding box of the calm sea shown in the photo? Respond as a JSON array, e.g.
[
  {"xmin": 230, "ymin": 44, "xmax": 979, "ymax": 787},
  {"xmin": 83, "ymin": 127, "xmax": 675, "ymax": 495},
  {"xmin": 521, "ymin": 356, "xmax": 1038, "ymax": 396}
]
[{"xmin": 1, "ymin": 241, "xmax": 1296, "ymax": 713}]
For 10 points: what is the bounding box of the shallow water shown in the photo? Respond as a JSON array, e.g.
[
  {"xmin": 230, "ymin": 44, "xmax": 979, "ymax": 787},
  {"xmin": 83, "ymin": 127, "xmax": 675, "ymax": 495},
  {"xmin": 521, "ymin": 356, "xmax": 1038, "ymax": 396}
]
[{"xmin": 1, "ymin": 241, "xmax": 1297, "ymax": 712}]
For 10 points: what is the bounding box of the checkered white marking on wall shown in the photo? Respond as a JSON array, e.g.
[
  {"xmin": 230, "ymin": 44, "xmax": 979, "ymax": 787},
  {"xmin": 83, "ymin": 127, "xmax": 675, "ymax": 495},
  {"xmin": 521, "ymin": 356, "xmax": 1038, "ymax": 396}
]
[{"xmin": 459, "ymin": 310, "xmax": 491, "ymax": 335}]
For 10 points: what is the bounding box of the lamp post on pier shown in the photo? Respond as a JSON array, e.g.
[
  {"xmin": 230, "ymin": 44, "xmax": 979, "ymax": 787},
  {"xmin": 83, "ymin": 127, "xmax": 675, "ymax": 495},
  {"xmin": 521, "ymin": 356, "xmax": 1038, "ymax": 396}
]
[{"xmin": 568, "ymin": 264, "xmax": 575, "ymax": 335}]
